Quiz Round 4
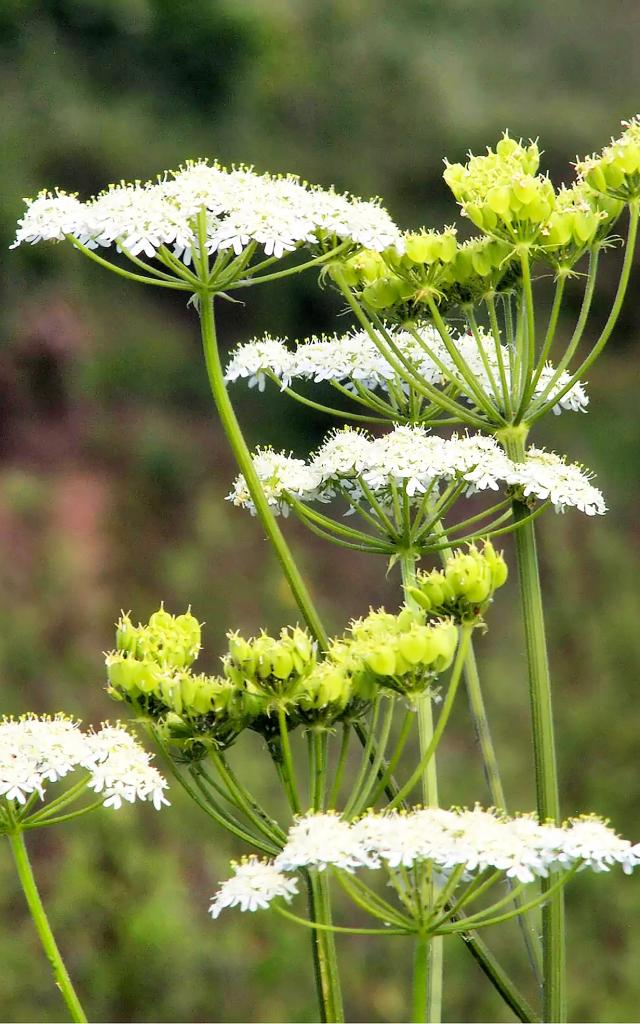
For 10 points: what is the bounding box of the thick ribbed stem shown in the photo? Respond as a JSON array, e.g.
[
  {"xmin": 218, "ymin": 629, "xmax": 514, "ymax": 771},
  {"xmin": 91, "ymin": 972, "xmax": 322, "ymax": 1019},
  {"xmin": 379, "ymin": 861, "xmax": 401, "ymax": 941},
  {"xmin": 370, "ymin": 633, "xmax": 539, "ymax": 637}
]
[
  {"xmin": 8, "ymin": 829, "xmax": 87, "ymax": 1023},
  {"xmin": 499, "ymin": 425, "xmax": 565, "ymax": 1023}
]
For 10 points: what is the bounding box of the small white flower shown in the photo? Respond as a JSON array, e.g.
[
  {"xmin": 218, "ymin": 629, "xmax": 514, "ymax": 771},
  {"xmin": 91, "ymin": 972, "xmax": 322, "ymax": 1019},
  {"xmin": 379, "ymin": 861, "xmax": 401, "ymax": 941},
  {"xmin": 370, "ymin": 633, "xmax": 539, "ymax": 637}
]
[
  {"xmin": 209, "ymin": 857, "xmax": 299, "ymax": 918},
  {"xmin": 276, "ymin": 812, "xmax": 377, "ymax": 872},
  {"xmin": 85, "ymin": 724, "xmax": 170, "ymax": 810}
]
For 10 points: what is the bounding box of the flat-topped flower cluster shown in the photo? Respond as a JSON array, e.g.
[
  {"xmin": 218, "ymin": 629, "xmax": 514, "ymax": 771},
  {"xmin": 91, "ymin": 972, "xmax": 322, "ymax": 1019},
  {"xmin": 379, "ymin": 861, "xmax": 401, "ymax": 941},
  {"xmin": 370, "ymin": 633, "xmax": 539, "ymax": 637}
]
[
  {"xmin": 0, "ymin": 715, "xmax": 169, "ymax": 811},
  {"xmin": 13, "ymin": 160, "xmax": 402, "ymax": 261},
  {"xmin": 227, "ymin": 425, "xmax": 606, "ymax": 518},
  {"xmin": 225, "ymin": 326, "xmax": 588, "ymax": 416},
  {"xmin": 209, "ymin": 808, "xmax": 640, "ymax": 919}
]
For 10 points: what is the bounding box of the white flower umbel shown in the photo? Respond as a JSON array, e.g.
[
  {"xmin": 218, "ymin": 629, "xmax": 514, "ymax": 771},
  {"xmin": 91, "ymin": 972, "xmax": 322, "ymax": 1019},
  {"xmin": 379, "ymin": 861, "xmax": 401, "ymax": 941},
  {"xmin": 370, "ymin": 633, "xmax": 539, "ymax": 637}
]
[
  {"xmin": 509, "ymin": 447, "xmax": 607, "ymax": 515},
  {"xmin": 13, "ymin": 161, "xmax": 402, "ymax": 262},
  {"xmin": 86, "ymin": 724, "xmax": 170, "ymax": 810},
  {"xmin": 275, "ymin": 812, "xmax": 377, "ymax": 873},
  {"xmin": 227, "ymin": 425, "xmax": 606, "ymax": 517},
  {"xmin": 271, "ymin": 807, "xmax": 640, "ymax": 887},
  {"xmin": 0, "ymin": 715, "xmax": 92, "ymax": 804},
  {"xmin": 209, "ymin": 856, "xmax": 299, "ymax": 918},
  {"xmin": 0, "ymin": 715, "xmax": 168, "ymax": 811},
  {"xmin": 225, "ymin": 324, "xmax": 589, "ymax": 415}
]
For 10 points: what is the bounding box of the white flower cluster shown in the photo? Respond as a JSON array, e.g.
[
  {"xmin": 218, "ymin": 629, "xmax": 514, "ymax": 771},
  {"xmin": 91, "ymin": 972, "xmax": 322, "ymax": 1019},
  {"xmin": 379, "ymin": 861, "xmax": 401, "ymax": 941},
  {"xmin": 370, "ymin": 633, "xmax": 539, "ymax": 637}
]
[
  {"xmin": 225, "ymin": 325, "xmax": 588, "ymax": 416},
  {"xmin": 0, "ymin": 715, "xmax": 169, "ymax": 811},
  {"xmin": 13, "ymin": 161, "xmax": 402, "ymax": 261},
  {"xmin": 512, "ymin": 447, "xmax": 606, "ymax": 516},
  {"xmin": 209, "ymin": 857, "xmax": 299, "ymax": 918},
  {"xmin": 227, "ymin": 426, "xmax": 606, "ymax": 518},
  {"xmin": 209, "ymin": 809, "xmax": 640, "ymax": 919}
]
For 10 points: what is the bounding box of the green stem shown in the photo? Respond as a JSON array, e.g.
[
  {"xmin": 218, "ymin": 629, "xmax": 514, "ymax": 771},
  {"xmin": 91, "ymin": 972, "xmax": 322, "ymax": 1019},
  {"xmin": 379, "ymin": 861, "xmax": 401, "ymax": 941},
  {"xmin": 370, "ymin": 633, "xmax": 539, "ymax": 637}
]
[
  {"xmin": 412, "ymin": 935, "xmax": 430, "ymax": 1023},
  {"xmin": 400, "ymin": 553, "xmax": 443, "ymax": 1024},
  {"xmin": 328, "ymin": 724, "xmax": 352, "ymax": 808},
  {"xmin": 233, "ymin": 240, "xmax": 352, "ymax": 287},
  {"xmin": 8, "ymin": 829, "xmax": 87, "ymax": 1023},
  {"xmin": 525, "ymin": 248, "xmax": 599, "ymax": 417},
  {"xmin": 528, "ymin": 202, "xmax": 639, "ymax": 423},
  {"xmin": 387, "ymin": 625, "xmax": 472, "ymax": 809},
  {"xmin": 335, "ymin": 274, "xmax": 487, "ymax": 427},
  {"xmin": 274, "ymin": 903, "xmax": 408, "ymax": 936},
  {"xmin": 485, "ymin": 294, "xmax": 513, "ymax": 417},
  {"xmin": 277, "ymin": 706, "xmax": 301, "ymax": 814},
  {"xmin": 66, "ymin": 234, "xmax": 192, "ymax": 290},
  {"xmin": 350, "ymin": 697, "xmax": 396, "ymax": 816},
  {"xmin": 307, "ymin": 722, "xmax": 345, "ymax": 1023},
  {"xmin": 499, "ymin": 426, "xmax": 565, "ymax": 1023},
  {"xmin": 367, "ymin": 707, "xmax": 415, "ymax": 806},
  {"xmin": 198, "ymin": 292, "xmax": 328, "ymax": 648},
  {"xmin": 208, "ymin": 752, "xmax": 286, "ymax": 846},
  {"xmin": 516, "ymin": 249, "xmax": 536, "ymax": 417}
]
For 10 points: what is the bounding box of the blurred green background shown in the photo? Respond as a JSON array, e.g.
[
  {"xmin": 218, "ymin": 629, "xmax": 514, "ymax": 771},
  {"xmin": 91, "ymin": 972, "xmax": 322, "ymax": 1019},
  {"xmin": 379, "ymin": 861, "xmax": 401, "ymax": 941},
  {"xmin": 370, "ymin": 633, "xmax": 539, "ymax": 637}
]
[{"xmin": 2, "ymin": 1, "xmax": 640, "ymax": 1020}]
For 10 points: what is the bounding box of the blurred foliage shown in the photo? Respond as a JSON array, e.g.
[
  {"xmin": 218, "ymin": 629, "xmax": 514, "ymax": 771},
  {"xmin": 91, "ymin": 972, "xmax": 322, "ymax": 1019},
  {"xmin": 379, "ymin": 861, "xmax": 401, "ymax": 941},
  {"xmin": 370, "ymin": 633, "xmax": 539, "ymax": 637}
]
[{"xmin": 1, "ymin": 1, "xmax": 640, "ymax": 1020}]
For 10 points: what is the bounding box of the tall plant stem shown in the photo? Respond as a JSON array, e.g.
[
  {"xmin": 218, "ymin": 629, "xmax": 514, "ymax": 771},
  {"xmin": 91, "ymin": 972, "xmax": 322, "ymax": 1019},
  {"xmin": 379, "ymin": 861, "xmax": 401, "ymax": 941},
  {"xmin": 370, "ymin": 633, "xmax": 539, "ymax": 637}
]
[
  {"xmin": 400, "ymin": 553, "xmax": 443, "ymax": 1024},
  {"xmin": 498, "ymin": 425, "xmax": 565, "ymax": 1023},
  {"xmin": 198, "ymin": 291, "xmax": 328, "ymax": 649},
  {"xmin": 8, "ymin": 828, "xmax": 87, "ymax": 1023},
  {"xmin": 412, "ymin": 934, "xmax": 430, "ymax": 1023}
]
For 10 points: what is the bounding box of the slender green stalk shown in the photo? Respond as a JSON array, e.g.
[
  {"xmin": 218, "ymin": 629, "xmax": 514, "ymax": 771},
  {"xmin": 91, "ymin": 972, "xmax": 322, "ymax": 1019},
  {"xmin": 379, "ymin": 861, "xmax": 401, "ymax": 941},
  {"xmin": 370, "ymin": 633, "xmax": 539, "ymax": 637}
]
[
  {"xmin": 426, "ymin": 297, "xmax": 505, "ymax": 422},
  {"xmin": 328, "ymin": 725, "xmax": 352, "ymax": 808},
  {"xmin": 350, "ymin": 698, "xmax": 396, "ymax": 815},
  {"xmin": 367, "ymin": 707, "xmax": 415, "ymax": 806},
  {"xmin": 308, "ymin": 720, "xmax": 345, "ymax": 1023},
  {"xmin": 8, "ymin": 828, "xmax": 87, "ymax": 1023},
  {"xmin": 198, "ymin": 291, "xmax": 329, "ymax": 648},
  {"xmin": 486, "ymin": 293, "xmax": 513, "ymax": 417},
  {"xmin": 401, "ymin": 553, "xmax": 443, "ymax": 1024},
  {"xmin": 527, "ymin": 274, "xmax": 566, "ymax": 399},
  {"xmin": 335, "ymin": 273, "xmax": 488, "ymax": 427},
  {"xmin": 274, "ymin": 903, "xmax": 409, "ymax": 936},
  {"xmin": 233, "ymin": 239, "xmax": 352, "ymax": 287},
  {"xmin": 387, "ymin": 625, "xmax": 472, "ymax": 808},
  {"xmin": 525, "ymin": 247, "xmax": 599, "ymax": 416},
  {"xmin": 528, "ymin": 202, "xmax": 639, "ymax": 422},
  {"xmin": 277, "ymin": 380, "xmax": 386, "ymax": 423},
  {"xmin": 412, "ymin": 935, "xmax": 430, "ymax": 1023},
  {"xmin": 277, "ymin": 706, "xmax": 302, "ymax": 815},
  {"xmin": 499, "ymin": 426, "xmax": 565, "ymax": 1023},
  {"xmin": 207, "ymin": 752, "xmax": 286, "ymax": 846}
]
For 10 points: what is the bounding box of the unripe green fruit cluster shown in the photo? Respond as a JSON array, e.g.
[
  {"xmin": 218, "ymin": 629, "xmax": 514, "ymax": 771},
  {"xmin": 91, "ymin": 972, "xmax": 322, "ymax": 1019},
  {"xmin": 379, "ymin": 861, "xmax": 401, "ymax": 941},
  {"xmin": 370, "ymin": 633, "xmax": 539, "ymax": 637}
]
[
  {"xmin": 331, "ymin": 606, "xmax": 459, "ymax": 701},
  {"xmin": 578, "ymin": 119, "xmax": 640, "ymax": 202},
  {"xmin": 106, "ymin": 601, "xmax": 466, "ymax": 743},
  {"xmin": 116, "ymin": 606, "xmax": 201, "ymax": 669},
  {"xmin": 407, "ymin": 542, "xmax": 508, "ymax": 623},
  {"xmin": 444, "ymin": 136, "xmax": 555, "ymax": 244}
]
